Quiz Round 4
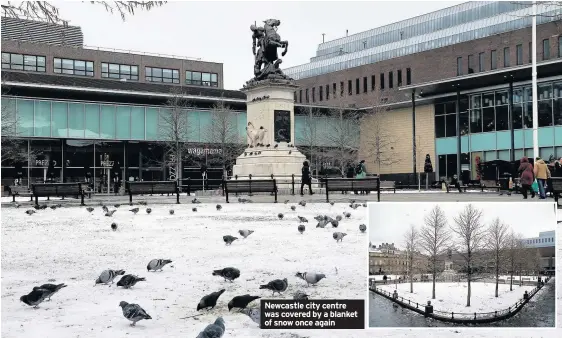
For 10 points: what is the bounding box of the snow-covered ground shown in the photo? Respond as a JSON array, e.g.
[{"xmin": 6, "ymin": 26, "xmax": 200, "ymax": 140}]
[
  {"xmin": 1, "ymin": 202, "xmax": 369, "ymax": 338},
  {"xmin": 370, "ymin": 275, "xmax": 402, "ymax": 281},
  {"xmin": 376, "ymin": 282, "xmax": 536, "ymax": 314},
  {"xmin": 499, "ymin": 275, "xmax": 540, "ymax": 281}
]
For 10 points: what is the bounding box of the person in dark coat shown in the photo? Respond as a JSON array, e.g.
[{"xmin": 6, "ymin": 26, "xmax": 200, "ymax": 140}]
[
  {"xmin": 345, "ymin": 163, "xmax": 355, "ymax": 195},
  {"xmin": 450, "ymin": 174, "xmax": 463, "ymax": 193},
  {"xmin": 518, "ymin": 156, "xmax": 535, "ymax": 199},
  {"xmin": 555, "ymin": 158, "xmax": 562, "ymax": 177},
  {"xmin": 300, "ymin": 161, "xmax": 313, "ymax": 196},
  {"xmin": 113, "ymin": 172, "xmax": 120, "ymax": 195}
]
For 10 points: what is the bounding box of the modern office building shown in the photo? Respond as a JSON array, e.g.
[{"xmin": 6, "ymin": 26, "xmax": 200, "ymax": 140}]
[
  {"xmin": 0, "ymin": 16, "xmax": 348, "ymax": 193},
  {"xmin": 522, "ymin": 230, "xmax": 555, "ymax": 274},
  {"xmin": 286, "ymin": 1, "xmax": 562, "ymax": 182}
]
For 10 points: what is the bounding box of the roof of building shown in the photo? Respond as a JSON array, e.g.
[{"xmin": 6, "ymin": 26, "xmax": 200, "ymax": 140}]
[{"xmin": 1, "ymin": 16, "xmax": 84, "ymax": 47}]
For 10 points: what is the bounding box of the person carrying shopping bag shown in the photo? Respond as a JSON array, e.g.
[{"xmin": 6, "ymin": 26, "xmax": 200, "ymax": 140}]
[
  {"xmin": 533, "ymin": 157, "xmax": 550, "ymax": 199},
  {"xmin": 518, "ymin": 156, "xmax": 535, "ymax": 199}
]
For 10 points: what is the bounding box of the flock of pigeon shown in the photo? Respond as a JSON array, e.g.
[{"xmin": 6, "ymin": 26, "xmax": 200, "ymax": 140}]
[{"xmin": 16, "ymin": 197, "xmax": 368, "ymax": 336}]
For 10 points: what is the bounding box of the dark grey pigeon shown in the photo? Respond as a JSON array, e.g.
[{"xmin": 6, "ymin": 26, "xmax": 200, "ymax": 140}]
[
  {"xmin": 284, "ymin": 200, "xmax": 290, "ymax": 204},
  {"xmin": 314, "ymin": 215, "xmax": 323, "ymax": 222},
  {"xmin": 32, "ymin": 283, "xmax": 67, "ymax": 301},
  {"xmin": 238, "ymin": 229, "xmax": 254, "ymax": 239},
  {"xmin": 50, "ymin": 205, "xmax": 57, "ymax": 210},
  {"xmin": 129, "ymin": 207, "xmax": 139, "ymax": 214},
  {"xmin": 14, "ymin": 203, "xmax": 21, "ymax": 208},
  {"xmin": 344, "ymin": 212, "xmax": 351, "ymax": 218},
  {"xmin": 86, "ymin": 207, "xmax": 94, "ymax": 213},
  {"xmin": 111, "ymin": 222, "xmax": 118, "ymax": 231},
  {"xmin": 259, "ymin": 278, "xmax": 288, "ymax": 296},
  {"xmin": 329, "ymin": 201, "xmax": 335, "ymax": 206},
  {"xmin": 298, "ymin": 201, "xmax": 307, "ymax": 207},
  {"xmin": 146, "ymin": 208, "xmax": 152, "ymax": 214},
  {"xmin": 39, "ymin": 204, "xmax": 48, "ymax": 210},
  {"xmin": 192, "ymin": 207, "xmax": 198, "ymax": 212},
  {"xmin": 114, "ymin": 204, "xmax": 120, "ymax": 208},
  {"xmin": 335, "ymin": 215, "xmax": 343, "ymax": 222},
  {"xmin": 197, "ymin": 289, "xmax": 226, "ymax": 311},
  {"xmin": 298, "ymin": 224, "xmax": 305, "ymax": 234},
  {"xmin": 295, "ymin": 272, "xmax": 326, "ymax": 286},
  {"xmin": 192, "ymin": 198, "xmax": 201, "ymax": 204},
  {"xmin": 20, "ymin": 289, "xmax": 50, "ymax": 308},
  {"xmin": 278, "ymin": 213, "xmax": 284, "ymax": 219},
  {"xmin": 102, "ymin": 205, "xmax": 109, "ymax": 213},
  {"xmin": 119, "ymin": 301, "xmax": 152, "ymax": 326},
  {"xmin": 216, "ymin": 204, "xmax": 222, "ymax": 210},
  {"xmin": 169, "ymin": 209, "xmax": 174, "ymax": 215},
  {"xmin": 238, "ymin": 198, "xmax": 252, "ymax": 203},
  {"xmin": 330, "ymin": 220, "xmax": 339, "ymax": 228},
  {"xmin": 362, "ymin": 203, "xmax": 367, "ymax": 207},
  {"xmin": 293, "ymin": 291, "xmax": 309, "ymax": 300},
  {"xmin": 290, "ymin": 206, "xmax": 296, "ymax": 211},
  {"xmin": 105, "ymin": 210, "xmax": 117, "ymax": 217},
  {"xmin": 316, "ymin": 219, "xmax": 329, "ymax": 228},
  {"xmin": 228, "ymin": 294, "xmax": 260, "ymax": 311},
  {"xmin": 298, "ymin": 216, "xmax": 308, "ymax": 223},
  {"xmin": 25, "ymin": 210, "xmax": 35, "ymax": 215},
  {"xmin": 359, "ymin": 224, "xmax": 367, "ymax": 233},
  {"xmin": 147, "ymin": 259, "xmax": 172, "ymax": 272},
  {"xmin": 333, "ymin": 232, "xmax": 347, "ymax": 242},
  {"xmin": 95, "ymin": 269, "xmax": 125, "ymax": 286},
  {"xmin": 196, "ymin": 317, "xmax": 225, "ymax": 338},
  {"xmin": 138, "ymin": 201, "xmax": 147, "ymax": 206},
  {"xmin": 116, "ymin": 274, "xmax": 146, "ymax": 289},
  {"xmin": 223, "ymin": 235, "xmax": 238, "ymax": 245},
  {"xmin": 212, "ymin": 267, "xmax": 240, "ymax": 282}
]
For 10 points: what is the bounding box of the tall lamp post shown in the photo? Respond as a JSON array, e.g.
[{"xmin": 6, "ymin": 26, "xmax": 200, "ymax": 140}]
[{"xmin": 532, "ymin": 0, "xmax": 539, "ymax": 159}]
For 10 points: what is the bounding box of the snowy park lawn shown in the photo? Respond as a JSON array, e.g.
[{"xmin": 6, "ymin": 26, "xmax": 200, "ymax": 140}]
[
  {"xmin": 499, "ymin": 275, "xmax": 539, "ymax": 281},
  {"xmin": 371, "ymin": 275, "xmax": 402, "ymax": 281},
  {"xmin": 1, "ymin": 202, "xmax": 367, "ymax": 338},
  {"xmin": 376, "ymin": 282, "xmax": 536, "ymax": 314}
]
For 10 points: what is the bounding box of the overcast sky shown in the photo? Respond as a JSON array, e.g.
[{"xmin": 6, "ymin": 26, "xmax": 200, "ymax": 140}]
[
  {"xmin": 369, "ymin": 202, "xmax": 557, "ymax": 249},
  {"xmin": 51, "ymin": 1, "xmax": 464, "ymax": 89}
]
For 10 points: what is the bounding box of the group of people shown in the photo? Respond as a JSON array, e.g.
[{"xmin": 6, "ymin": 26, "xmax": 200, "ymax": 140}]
[
  {"xmin": 299, "ymin": 160, "xmax": 368, "ymax": 196},
  {"xmin": 518, "ymin": 156, "xmax": 562, "ymax": 199}
]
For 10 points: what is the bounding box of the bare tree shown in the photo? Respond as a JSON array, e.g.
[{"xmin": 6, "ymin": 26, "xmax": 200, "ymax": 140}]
[
  {"xmin": 403, "ymin": 224, "xmax": 419, "ymax": 293},
  {"xmin": 1, "ymin": 1, "xmax": 166, "ymax": 24},
  {"xmin": 505, "ymin": 231, "xmax": 525, "ymax": 291},
  {"xmin": 208, "ymin": 100, "xmax": 245, "ymax": 176},
  {"xmin": 1, "ymin": 97, "xmax": 39, "ymax": 167},
  {"xmin": 324, "ymin": 103, "xmax": 361, "ymax": 175},
  {"xmin": 486, "ymin": 218, "xmax": 509, "ymax": 298},
  {"xmin": 298, "ymin": 106, "xmax": 322, "ymax": 171},
  {"xmin": 419, "ymin": 205, "xmax": 451, "ymax": 299},
  {"xmin": 360, "ymin": 93, "xmax": 401, "ymax": 175},
  {"xmin": 451, "ymin": 204, "xmax": 486, "ymax": 307}
]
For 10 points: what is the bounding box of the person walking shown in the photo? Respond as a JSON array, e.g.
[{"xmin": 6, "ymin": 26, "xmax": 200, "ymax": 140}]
[
  {"xmin": 518, "ymin": 156, "xmax": 535, "ymax": 199},
  {"xmin": 300, "ymin": 161, "xmax": 313, "ymax": 196},
  {"xmin": 356, "ymin": 160, "xmax": 367, "ymax": 194},
  {"xmin": 534, "ymin": 157, "xmax": 550, "ymax": 199},
  {"xmin": 345, "ymin": 163, "xmax": 355, "ymax": 195}
]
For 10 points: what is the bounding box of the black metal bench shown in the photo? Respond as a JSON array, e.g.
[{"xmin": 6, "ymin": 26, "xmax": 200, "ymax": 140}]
[
  {"xmin": 480, "ymin": 179, "xmax": 501, "ymax": 192},
  {"xmin": 8, "ymin": 185, "xmax": 33, "ymax": 202},
  {"xmin": 31, "ymin": 183, "xmax": 85, "ymax": 206},
  {"xmin": 379, "ymin": 181, "xmax": 396, "ymax": 193},
  {"xmin": 444, "ymin": 180, "xmax": 468, "ymax": 193},
  {"xmin": 223, "ymin": 179, "xmax": 277, "ymax": 203},
  {"xmin": 551, "ymin": 177, "xmax": 562, "ymax": 206},
  {"xmin": 322, "ymin": 177, "xmax": 381, "ymax": 202},
  {"xmin": 126, "ymin": 181, "xmax": 179, "ymax": 205}
]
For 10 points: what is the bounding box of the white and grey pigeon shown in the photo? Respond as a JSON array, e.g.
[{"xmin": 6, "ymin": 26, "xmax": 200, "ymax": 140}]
[
  {"xmin": 223, "ymin": 235, "xmax": 238, "ymax": 245},
  {"xmin": 86, "ymin": 207, "xmax": 94, "ymax": 213},
  {"xmin": 344, "ymin": 212, "xmax": 351, "ymax": 219},
  {"xmin": 192, "ymin": 198, "xmax": 202, "ymax": 204},
  {"xmin": 293, "ymin": 291, "xmax": 309, "ymax": 300},
  {"xmin": 240, "ymin": 307, "xmax": 260, "ymax": 325},
  {"xmin": 316, "ymin": 219, "xmax": 329, "ymax": 228},
  {"xmin": 330, "ymin": 219, "xmax": 339, "ymax": 228},
  {"xmin": 147, "ymin": 259, "xmax": 173, "ymax": 272},
  {"xmin": 298, "ymin": 216, "xmax": 308, "ymax": 223},
  {"xmin": 298, "ymin": 224, "xmax": 305, "ymax": 234},
  {"xmin": 314, "ymin": 215, "xmax": 323, "ymax": 222},
  {"xmin": 129, "ymin": 207, "xmax": 139, "ymax": 214},
  {"xmin": 25, "ymin": 210, "xmax": 35, "ymax": 215},
  {"xmin": 119, "ymin": 301, "xmax": 152, "ymax": 326},
  {"xmin": 259, "ymin": 278, "xmax": 288, "ymax": 296},
  {"xmin": 169, "ymin": 209, "xmax": 174, "ymax": 215},
  {"xmin": 359, "ymin": 224, "xmax": 367, "ymax": 233},
  {"xmin": 102, "ymin": 205, "xmax": 109, "ymax": 213},
  {"xmin": 298, "ymin": 201, "xmax": 307, "ymax": 207},
  {"xmin": 212, "ymin": 267, "xmax": 240, "ymax": 282},
  {"xmin": 335, "ymin": 215, "xmax": 343, "ymax": 222},
  {"xmin": 105, "ymin": 210, "xmax": 117, "ymax": 217},
  {"xmin": 290, "ymin": 206, "xmax": 296, "ymax": 211},
  {"xmin": 295, "ymin": 272, "xmax": 326, "ymax": 286},
  {"xmin": 95, "ymin": 269, "xmax": 125, "ymax": 286},
  {"xmin": 196, "ymin": 317, "xmax": 225, "ymax": 338},
  {"xmin": 238, "ymin": 198, "xmax": 252, "ymax": 203},
  {"xmin": 238, "ymin": 229, "xmax": 254, "ymax": 239},
  {"xmin": 333, "ymin": 232, "xmax": 348, "ymax": 242},
  {"xmin": 146, "ymin": 208, "xmax": 152, "ymax": 214}
]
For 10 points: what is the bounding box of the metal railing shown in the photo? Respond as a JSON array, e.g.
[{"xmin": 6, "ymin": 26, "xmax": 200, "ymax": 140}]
[{"xmin": 83, "ymin": 45, "xmax": 202, "ymax": 61}]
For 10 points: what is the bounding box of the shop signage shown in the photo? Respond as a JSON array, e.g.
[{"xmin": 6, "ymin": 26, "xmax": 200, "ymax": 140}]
[
  {"xmin": 187, "ymin": 148, "xmax": 222, "ymax": 156},
  {"xmin": 35, "ymin": 159, "xmax": 56, "ymax": 167}
]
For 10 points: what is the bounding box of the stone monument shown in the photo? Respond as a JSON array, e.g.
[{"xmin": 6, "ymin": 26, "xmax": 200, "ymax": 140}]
[{"xmin": 232, "ymin": 19, "xmax": 306, "ymax": 179}]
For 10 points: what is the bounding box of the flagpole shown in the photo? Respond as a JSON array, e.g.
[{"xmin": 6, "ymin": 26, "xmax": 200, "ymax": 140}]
[{"xmin": 532, "ymin": 0, "xmax": 539, "ymax": 159}]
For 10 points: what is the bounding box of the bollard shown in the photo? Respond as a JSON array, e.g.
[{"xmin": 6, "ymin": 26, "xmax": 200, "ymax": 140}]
[
  {"xmin": 425, "ymin": 301, "xmax": 433, "ymax": 315},
  {"xmin": 291, "ymin": 174, "xmax": 295, "ymax": 195}
]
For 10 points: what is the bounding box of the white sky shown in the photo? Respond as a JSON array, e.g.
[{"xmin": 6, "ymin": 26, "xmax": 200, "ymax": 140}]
[
  {"xmin": 49, "ymin": 0, "xmax": 464, "ymax": 89},
  {"xmin": 368, "ymin": 202, "xmax": 557, "ymax": 249}
]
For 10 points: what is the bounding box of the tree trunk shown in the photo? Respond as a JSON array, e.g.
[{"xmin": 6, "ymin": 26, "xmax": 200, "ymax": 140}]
[
  {"xmin": 467, "ymin": 270, "xmax": 471, "ymax": 307},
  {"xmin": 495, "ymin": 260, "xmax": 499, "ymax": 298},
  {"xmin": 432, "ymin": 262, "xmax": 436, "ymax": 299},
  {"xmin": 510, "ymin": 268, "xmax": 513, "ymax": 291},
  {"xmin": 409, "ymin": 257, "xmax": 413, "ymax": 293}
]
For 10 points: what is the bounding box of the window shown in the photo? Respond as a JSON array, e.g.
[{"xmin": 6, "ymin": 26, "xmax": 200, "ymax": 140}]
[
  {"xmin": 348, "ymin": 80, "xmax": 352, "ymax": 95},
  {"xmin": 319, "ymin": 86, "xmax": 323, "ymax": 101},
  {"xmin": 146, "ymin": 67, "xmax": 179, "ymax": 83},
  {"xmin": 406, "ymin": 68, "xmax": 411, "ymax": 85},
  {"xmin": 371, "ymin": 75, "xmax": 376, "ymax": 91},
  {"xmin": 2, "ymin": 52, "xmax": 46, "ymax": 72},
  {"xmin": 514, "ymin": 44, "xmax": 522, "ymax": 66},
  {"xmin": 388, "ymin": 71, "xmax": 393, "ymax": 88},
  {"xmin": 54, "ymin": 58, "xmax": 94, "ymax": 76},
  {"xmin": 543, "ymin": 39, "xmax": 550, "ymax": 60},
  {"xmin": 363, "ymin": 77, "xmax": 367, "ymax": 93},
  {"xmin": 340, "ymin": 81, "xmax": 344, "ymax": 96},
  {"xmin": 559, "ymin": 36, "xmax": 562, "ymax": 57},
  {"xmin": 294, "ymin": 91, "xmax": 297, "ymax": 103},
  {"xmin": 529, "ymin": 42, "xmax": 532, "ymax": 63},
  {"xmin": 186, "ymin": 71, "xmax": 218, "ymax": 86},
  {"xmin": 326, "ymin": 84, "xmax": 330, "ymax": 100},
  {"xmin": 380, "ymin": 73, "xmax": 385, "ymax": 90},
  {"xmin": 299, "ymin": 90, "xmax": 303, "ymax": 103},
  {"xmin": 503, "ymin": 47, "xmax": 510, "ymax": 67},
  {"xmin": 333, "ymin": 83, "xmax": 337, "ymax": 98},
  {"xmin": 102, "ymin": 62, "xmax": 138, "ymax": 80},
  {"xmin": 305, "ymin": 89, "xmax": 309, "ymax": 103},
  {"xmin": 397, "ymin": 70, "xmax": 402, "ymax": 86},
  {"xmin": 356, "ymin": 78, "xmax": 360, "ymax": 95},
  {"xmin": 312, "ymin": 87, "xmax": 316, "ymax": 102},
  {"xmin": 457, "ymin": 57, "xmax": 463, "ymax": 76},
  {"xmin": 468, "ymin": 54, "xmax": 474, "ymax": 73},
  {"xmin": 491, "ymin": 50, "xmax": 497, "ymax": 70},
  {"xmin": 478, "ymin": 52, "xmax": 484, "ymax": 72}
]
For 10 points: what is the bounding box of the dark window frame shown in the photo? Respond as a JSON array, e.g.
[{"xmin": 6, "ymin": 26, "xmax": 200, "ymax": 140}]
[
  {"xmin": 542, "ymin": 38, "xmax": 550, "ymax": 60},
  {"xmin": 2, "ymin": 52, "xmax": 46, "ymax": 72},
  {"xmin": 457, "ymin": 57, "xmax": 463, "ymax": 76},
  {"xmin": 312, "ymin": 87, "xmax": 316, "ymax": 102},
  {"xmin": 333, "ymin": 83, "xmax": 337, "ymax": 98},
  {"xmin": 146, "ymin": 66, "xmax": 180, "ymax": 84},
  {"xmin": 503, "ymin": 47, "xmax": 510, "ymax": 67},
  {"xmin": 397, "ymin": 69, "xmax": 402, "ymax": 86},
  {"xmin": 305, "ymin": 88, "xmax": 309, "ymax": 103},
  {"xmin": 388, "ymin": 71, "xmax": 393, "ymax": 89},
  {"xmin": 326, "ymin": 84, "xmax": 330, "ymax": 100},
  {"xmin": 406, "ymin": 68, "xmax": 411, "ymax": 85},
  {"xmin": 186, "ymin": 70, "xmax": 218, "ymax": 87},
  {"xmin": 348, "ymin": 80, "xmax": 352, "ymax": 95},
  {"xmin": 491, "ymin": 50, "xmax": 497, "ymax": 70},
  {"xmin": 54, "ymin": 57, "xmax": 94, "ymax": 77},
  {"xmin": 101, "ymin": 62, "xmax": 139, "ymax": 81},
  {"xmin": 478, "ymin": 52, "xmax": 485, "ymax": 72},
  {"xmin": 299, "ymin": 90, "xmax": 303, "ymax": 103},
  {"xmin": 319, "ymin": 85, "xmax": 323, "ymax": 101},
  {"xmin": 558, "ymin": 36, "xmax": 562, "ymax": 58},
  {"xmin": 340, "ymin": 81, "xmax": 344, "ymax": 97},
  {"xmin": 380, "ymin": 73, "xmax": 385, "ymax": 90},
  {"xmin": 371, "ymin": 75, "xmax": 376, "ymax": 91},
  {"xmin": 516, "ymin": 44, "xmax": 523, "ymax": 65},
  {"xmin": 468, "ymin": 54, "xmax": 474, "ymax": 74},
  {"xmin": 363, "ymin": 77, "xmax": 368, "ymax": 93},
  {"xmin": 356, "ymin": 78, "xmax": 360, "ymax": 95},
  {"xmin": 529, "ymin": 42, "xmax": 532, "ymax": 63}
]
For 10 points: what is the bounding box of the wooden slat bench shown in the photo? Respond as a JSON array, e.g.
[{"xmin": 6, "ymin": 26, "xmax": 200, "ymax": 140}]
[
  {"xmin": 322, "ymin": 177, "xmax": 381, "ymax": 202},
  {"xmin": 80, "ymin": 183, "xmax": 93, "ymax": 198},
  {"xmin": 31, "ymin": 183, "xmax": 85, "ymax": 206},
  {"xmin": 8, "ymin": 185, "xmax": 33, "ymax": 202},
  {"xmin": 551, "ymin": 177, "xmax": 562, "ymax": 206},
  {"xmin": 223, "ymin": 179, "xmax": 277, "ymax": 203},
  {"xmin": 379, "ymin": 181, "xmax": 396, "ymax": 193},
  {"xmin": 480, "ymin": 179, "xmax": 501, "ymax": 192},
  {"xmin": 126, "ymin": 181, "xmax": 179, "ymax": 205}
]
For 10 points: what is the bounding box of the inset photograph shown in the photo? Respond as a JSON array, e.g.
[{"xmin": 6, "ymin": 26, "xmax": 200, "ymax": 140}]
[{"xmin": 368, "ymin": 202, "xmax": 555, "ymax": 328}]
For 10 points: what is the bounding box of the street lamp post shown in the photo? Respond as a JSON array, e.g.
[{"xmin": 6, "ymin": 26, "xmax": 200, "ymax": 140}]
[{"xmin": 532, "ymin": 0, "xmax": 539, "ymax": 159}]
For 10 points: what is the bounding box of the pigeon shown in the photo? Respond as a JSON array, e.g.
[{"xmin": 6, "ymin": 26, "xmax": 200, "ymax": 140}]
[
  {"xmin": 359, "ymin": 224, "xmax": 367, "ymax": 233},
  {"xmin": 95, "ymin": 269, "xmax": 125, "ymax": 286},
  {"xmin": 329, "ymin": 202, "xmax": 335, "ymax": 206},
  {"xmin": 105, "ymin": 210, "xmax": 117, "ymax": 217},
  {"xmin": 266, "ymin": 144, "xmax": 270, "ymax": 148},
  {"xmin": 197, "ymin": 289, "xmax": 226, "ymax": 311},
  {"xmin": 259, "ymin": 278, "xmax": 288, "ymax": 296},
  {"xmin": 116, "ymin": 275, "xmax": 146, "ymax": 289},
  {"xmin": 212, "ymin": 267, "xmax": 240, "ymax": 282},
  {"xmin": 316, "ymin": 219, "xmax": 329, "ymax": 228},
  {"xmin": 274, "ymin": 144, "xmax": 278, "ymax": 148},
  {"xmin": 119, "ymin": 301, "xmax": 152, "ymax": 326},
  {"xmin": 196, "ymin": 317, "xmax": 225, "ymax": 338},
  {"xmin": 50, "ymin": 205, "xmax": 57, "ymax": 210},
  {"xmin": 147, "ymin": 259, "xmax": 172, "ymax": 272},
  {"xmin": 20, "ymin": 289, "xmax": 50, "ymax": 308},
  {"xmin": 244, "ymin": 152, "xmax": 247, "ymax": 156},
  {"xmin": 289, "ymin": 151, "xmax": 292, "ymax": 154},
  {"xmin": 192, "ymin": 207, "xmax": 198, "ymax": 212},
  {"xmin": 350, "ymin": 204, "xmax": 359, "ymax": 210},
  {"xmin": 298, "ymin": 224, "xmax": 305, "ymax": 234},
  {"xmin": 223, "ymin": 235, "xmax": 238, "ymax": 245},
  {"xmin": 330, "ymin": 220, "xmax": 339, "ymax": 228},
  {"xmin": 295, "ymin": 272, "xmax": 326, "ymax": 286},
  {"xmin": 25, "ymin": 210, "xmax": 35, "ymax": 215},
  {"xmin": 114, "ymin": 204, "xmax": 120, "ymax": 208},
  {"xmin": 284, "ymin": 200, "xmax": 289, "ymax": 204},
  {"xmin": 86, "ymin": 207, "xmax": 94, "ymax": 213},
  {"xmin": 333, "ymin": 232, "xmax": 347, "ymax": 242},
  {"xmin": 238, "ymin": 198, "xmax": 252, "ymax": 203},
  {"xmin": 290, "ymin": 206, "xmax": 296, "ymax": 211},
  {"xmin": 33, "ymin": 205, "xmax": 41, "ymax": 210},
  {"xmin": 298, "ymin": 216, "xmax": 308, "ymax": 223},
  {"xmin": 228, "ymin": 294, "xmax": 261, "ymax": 311},
  {"xmin": 278, "ymin": 213, "xmax": 284, "ymax": 219},
  {"xmin": 249, "ymin": 152, "xmax": 253, "ymax": 156},
  {"xmin": 240, "ymin": 307, "xmax": 260, "ymax": 325},
  {"xmin": 362, "ymin": 203, "xmax": 367, "ymax": 207},
  {"xmin": 40, "ymin": 204, "xmax": 48, "ymax": 209},
  {"xmin": 32, "ymin": 283, "xmax": 67, "ymax": 301},
  {"xmin": 138, "ymin": 201, "xmax": 147, "ymax": 206},
  {"xmin": 335, "ymin": 215, "xmax": 343, "ymax": 222},
  {"xmin": 314, "ymin": 215, "xmax": 324, "ymax": 222},
  {"xmin": 324, "ymin": 215, "xmax": 334, "ymax": 222},
  {"xmin": 344, "ymin": 212, "xmax": 351, "ymax": 218},
  {"xmin": 192, "ymin": 198, "xmax": 201, "ymax": 204},
  {"xmin": 298, "ymin": 201, "xmax": 307, "ymax": 207},
  {"xmin": 146, "ymin": 208, "xmax": 152, "ymax": 214},
  {"xmin": 350, "ymin": 199, "xmax": 356, "ymax": 204},
  {"xmin": 216, "ymin": 204, "xmax": 222, "ymax": 210},
  {"xmin": 293, "ymin": 291, "xmax": 309, "ymax": 300},
  {"xmin": 102, "ymin": 205, "xmax": 109, "ymax": 213},
  {"xmin": 238, "ymin": 229, "xmax": 254, "ymax": 239},
  {"xmin": 169, "ymin": 209, "xmax": 174, "ymax": 215},
  {"xmin": 111, "ymin": 222, "xmax": 118, "ymax": 231},
  {"xmin": 129, "ymin": 207, "xmax": 139, "ymax": 214}
]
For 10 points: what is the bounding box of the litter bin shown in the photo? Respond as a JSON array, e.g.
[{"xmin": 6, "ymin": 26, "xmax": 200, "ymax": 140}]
[{"xmin": 498, "ymin": 172, "xmax": 512, "ymax": 196}]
